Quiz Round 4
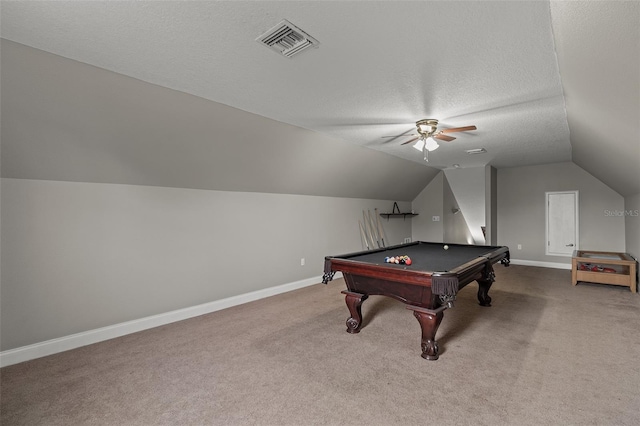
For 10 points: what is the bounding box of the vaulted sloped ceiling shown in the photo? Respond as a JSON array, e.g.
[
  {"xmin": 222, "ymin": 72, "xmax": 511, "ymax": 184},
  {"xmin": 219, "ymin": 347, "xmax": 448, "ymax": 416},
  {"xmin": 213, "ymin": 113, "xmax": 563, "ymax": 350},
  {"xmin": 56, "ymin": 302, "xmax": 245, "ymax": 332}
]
[
  {"xmin": 1, "ymin": 40, "xmax": 436, "ymax": 201},
  {"xmin": 550, "ymin": 1, "xmax": 639, "ymax": 197},
  {"xmin": 1, "ymin": 1, "xmax": 638, "ymax": 197}
]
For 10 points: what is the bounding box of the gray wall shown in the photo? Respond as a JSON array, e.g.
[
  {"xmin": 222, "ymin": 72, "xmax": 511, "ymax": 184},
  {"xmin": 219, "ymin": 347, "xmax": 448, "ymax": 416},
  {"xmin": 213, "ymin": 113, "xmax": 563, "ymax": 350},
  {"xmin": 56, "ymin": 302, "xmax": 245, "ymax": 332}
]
[
  {"xmin": 411, "ymin": 171, "xmax": 475, "ymax": 245},
  {"xmin": 485, "ymin": 166, "xmax": 497, "ymax": 245},
  {"xmin": 625, "ymin": 193, "xmax": 640, "ymax": 260},
  {"xmin": 0, "ymin": 178, "xmax": 411, "ymax": 351},
  {"xmin": 497, "ymin": 162, "xmax": 626, "ymax": 264},
  {"xmin": 0, "ymin": 40, "xmax": 430, "ymax": 352},
  {"xmin": 411, "ymin": 173, "xmax": 444, "ymax": 242},
  {"xmin": 443, "ymin": 167, "xmax": 486, "ymax": 244},
  {"xmin": 442, "ymin": 175, "xmax": 474, "ymax": 244}
]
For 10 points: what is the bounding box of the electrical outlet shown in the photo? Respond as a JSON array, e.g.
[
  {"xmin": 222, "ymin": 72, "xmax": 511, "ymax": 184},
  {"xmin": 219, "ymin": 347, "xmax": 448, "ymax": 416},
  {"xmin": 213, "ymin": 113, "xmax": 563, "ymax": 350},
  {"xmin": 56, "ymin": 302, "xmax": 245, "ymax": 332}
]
[
  {"xmin": 404, "ymin": 237, "xmax": 412, "ymax": 244},
  {"xmin": 300, "ymin": 258, "xmax": 305, "ymax": 266},
  {"xmin": 517, "ymin": 244, "xmax": 522, "ymax": 250},
  {"xmin": 432, "ymin": 216, "xmax": 440, "ymax": 222}
]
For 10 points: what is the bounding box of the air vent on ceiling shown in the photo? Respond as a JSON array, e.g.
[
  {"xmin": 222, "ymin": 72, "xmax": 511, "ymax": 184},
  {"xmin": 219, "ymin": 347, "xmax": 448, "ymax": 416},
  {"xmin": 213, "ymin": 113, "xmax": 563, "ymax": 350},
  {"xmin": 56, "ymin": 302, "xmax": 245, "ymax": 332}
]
[
  {"xmin": 256, "ymin": 19, "xmax": 319, "ymax": 58},
  {"xmin": 465, "ymin": 148, "xmax": 487, "ymax": 154}
]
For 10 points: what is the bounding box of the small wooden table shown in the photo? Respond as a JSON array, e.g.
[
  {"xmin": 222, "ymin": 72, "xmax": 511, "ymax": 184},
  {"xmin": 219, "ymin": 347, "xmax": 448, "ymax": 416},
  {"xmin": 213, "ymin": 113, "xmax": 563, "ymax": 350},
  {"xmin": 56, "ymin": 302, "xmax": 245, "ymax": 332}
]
[{"xmin": 572, "ymin": 250, "xmax": 637, "ymax": 293}]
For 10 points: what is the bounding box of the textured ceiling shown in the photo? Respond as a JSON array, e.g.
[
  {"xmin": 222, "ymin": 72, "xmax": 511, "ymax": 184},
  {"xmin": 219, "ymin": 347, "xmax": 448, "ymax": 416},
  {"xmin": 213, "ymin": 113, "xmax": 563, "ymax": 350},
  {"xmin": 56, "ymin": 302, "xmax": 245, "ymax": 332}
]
[
  {"xmin": 549, "ymin": 1, "xmax": 639, "ymax": 197},
  {"xmin": 1, "ymin": 1, "xmax": 638, "ymax": 196}
]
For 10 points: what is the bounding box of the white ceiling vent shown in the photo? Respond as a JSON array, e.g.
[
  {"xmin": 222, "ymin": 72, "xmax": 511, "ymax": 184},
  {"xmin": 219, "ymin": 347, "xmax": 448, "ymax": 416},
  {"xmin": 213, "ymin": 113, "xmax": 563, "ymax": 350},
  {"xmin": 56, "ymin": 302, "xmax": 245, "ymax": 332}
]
[
  {"xmin": 256, "ymin": 20, "xmax": 319, "ymax": 58},
  {"xmin": 465, "ymin": 148, "xmax": 488, "ymax": 154}
]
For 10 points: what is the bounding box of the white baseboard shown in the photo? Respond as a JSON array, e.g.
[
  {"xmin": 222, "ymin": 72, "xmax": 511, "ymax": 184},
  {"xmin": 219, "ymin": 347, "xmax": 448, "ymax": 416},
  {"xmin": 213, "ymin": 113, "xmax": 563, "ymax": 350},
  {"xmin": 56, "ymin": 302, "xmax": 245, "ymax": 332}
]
[
  {"xmin": 0, "ymin": 273, "xmax": 339, "ymax": 368},
  {"xmin": 509, "ymin": 259, "xmax": 572, "ymax": 270}
]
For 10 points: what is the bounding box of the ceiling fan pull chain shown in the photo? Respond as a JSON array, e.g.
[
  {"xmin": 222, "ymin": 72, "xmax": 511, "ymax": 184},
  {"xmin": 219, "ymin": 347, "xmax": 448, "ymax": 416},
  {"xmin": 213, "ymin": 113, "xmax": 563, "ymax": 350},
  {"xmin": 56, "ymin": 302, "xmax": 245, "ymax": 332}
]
[{"xmin": 423, "ymin": 146, "xmax": 428, "ymax": 162}]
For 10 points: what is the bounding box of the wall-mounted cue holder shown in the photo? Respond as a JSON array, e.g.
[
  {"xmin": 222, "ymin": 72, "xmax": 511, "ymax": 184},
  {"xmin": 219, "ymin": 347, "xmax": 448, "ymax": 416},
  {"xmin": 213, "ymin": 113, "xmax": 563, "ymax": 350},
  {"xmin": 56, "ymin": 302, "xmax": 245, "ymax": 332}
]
[{"xmin": 379, "ymin": 202, "xmax": 418, "ymax": 220}]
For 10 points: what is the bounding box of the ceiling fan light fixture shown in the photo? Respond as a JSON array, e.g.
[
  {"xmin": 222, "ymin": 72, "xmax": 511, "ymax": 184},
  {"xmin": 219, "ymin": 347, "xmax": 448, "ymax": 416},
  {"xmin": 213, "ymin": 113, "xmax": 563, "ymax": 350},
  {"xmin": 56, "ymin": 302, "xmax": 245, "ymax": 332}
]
[
  {"xmin": 424, "ymin": 138, "xmax": 440, "ymax": 151},
  {"xmin": 413, "ymin": 136, "xmax": 439, "ymax": 152},
  {"xmin": 388, "ymin": 118, "xmax": 477, "ymax": 163},
  {"xmin": 416, "ymin": 119, "xmax": 439, "ymax": 136},
  {"xmin": 418, "ymin": 123, "xmax": 435, "ymax": 134}
]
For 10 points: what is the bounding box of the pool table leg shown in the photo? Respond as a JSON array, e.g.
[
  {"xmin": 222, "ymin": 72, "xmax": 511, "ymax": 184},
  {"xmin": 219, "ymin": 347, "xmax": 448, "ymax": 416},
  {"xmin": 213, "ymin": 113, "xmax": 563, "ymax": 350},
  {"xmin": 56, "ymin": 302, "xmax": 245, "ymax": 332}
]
[
  {"xmin": 408, "ymin": 306, "xmax": 444, "ymax": 360},
  {"xmin": 477, "ymin": 279, "xmax": 493, "ymax": 307},
  {"xmin": 341, "ymin": 290, "xmax": 368, "ymax": 333}
]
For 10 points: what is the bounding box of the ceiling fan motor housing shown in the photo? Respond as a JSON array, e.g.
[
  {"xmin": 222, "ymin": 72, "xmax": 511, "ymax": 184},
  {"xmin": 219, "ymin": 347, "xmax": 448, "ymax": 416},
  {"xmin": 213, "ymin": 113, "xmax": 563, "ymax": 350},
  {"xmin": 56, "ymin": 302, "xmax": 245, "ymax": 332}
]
[{"xmin": 416, "ymin": 119, "xmax": 439, "ymax": 136}]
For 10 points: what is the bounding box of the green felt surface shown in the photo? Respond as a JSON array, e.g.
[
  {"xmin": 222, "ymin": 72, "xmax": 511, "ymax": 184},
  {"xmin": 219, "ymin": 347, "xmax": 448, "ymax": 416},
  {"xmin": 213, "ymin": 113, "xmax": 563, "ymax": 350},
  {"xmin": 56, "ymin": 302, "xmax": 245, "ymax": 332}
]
[{"xmin": 337, "ymin": 242, "xmax": 501, "ymax": 272}]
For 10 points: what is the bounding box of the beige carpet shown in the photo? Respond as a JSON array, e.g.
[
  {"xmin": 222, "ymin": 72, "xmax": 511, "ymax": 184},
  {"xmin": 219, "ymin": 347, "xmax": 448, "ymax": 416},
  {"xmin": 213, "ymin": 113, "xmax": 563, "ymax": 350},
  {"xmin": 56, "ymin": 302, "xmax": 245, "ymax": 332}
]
[{"xmin": 2, "ymin": 265, "xmax": 639, "ymax": 425}]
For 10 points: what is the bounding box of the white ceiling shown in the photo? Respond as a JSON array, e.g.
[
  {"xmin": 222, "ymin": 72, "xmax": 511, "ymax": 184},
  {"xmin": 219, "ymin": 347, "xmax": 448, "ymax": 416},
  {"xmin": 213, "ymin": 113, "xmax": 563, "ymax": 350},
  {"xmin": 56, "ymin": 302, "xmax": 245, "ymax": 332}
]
[{"xmin": 1, "ymin": 1, "xmax": 638, "ymax": 196}]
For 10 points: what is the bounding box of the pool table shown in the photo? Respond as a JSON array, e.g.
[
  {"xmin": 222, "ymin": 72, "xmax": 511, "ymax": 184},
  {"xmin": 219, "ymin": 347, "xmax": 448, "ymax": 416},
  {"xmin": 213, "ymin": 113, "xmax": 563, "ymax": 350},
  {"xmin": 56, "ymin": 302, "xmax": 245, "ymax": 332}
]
[{"xmin": 322, "ymin": 241, "xmax": 510, "ymax": 360}]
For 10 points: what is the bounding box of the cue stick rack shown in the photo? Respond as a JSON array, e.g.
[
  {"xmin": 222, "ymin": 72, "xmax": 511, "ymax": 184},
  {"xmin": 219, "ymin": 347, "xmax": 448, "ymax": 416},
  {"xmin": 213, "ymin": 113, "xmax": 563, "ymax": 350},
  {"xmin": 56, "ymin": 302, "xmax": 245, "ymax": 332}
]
[{"xmin": 379, "ymin": 202, "xmax": 418, "ymax": 220}]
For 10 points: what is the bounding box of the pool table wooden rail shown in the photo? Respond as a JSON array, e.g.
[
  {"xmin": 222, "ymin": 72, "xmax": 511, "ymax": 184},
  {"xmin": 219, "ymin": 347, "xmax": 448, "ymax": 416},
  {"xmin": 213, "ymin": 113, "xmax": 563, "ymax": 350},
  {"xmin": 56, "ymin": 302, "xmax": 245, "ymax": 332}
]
[{"xmin": 327, "ymin": 255, "xmax": 491, "ymax": 289}]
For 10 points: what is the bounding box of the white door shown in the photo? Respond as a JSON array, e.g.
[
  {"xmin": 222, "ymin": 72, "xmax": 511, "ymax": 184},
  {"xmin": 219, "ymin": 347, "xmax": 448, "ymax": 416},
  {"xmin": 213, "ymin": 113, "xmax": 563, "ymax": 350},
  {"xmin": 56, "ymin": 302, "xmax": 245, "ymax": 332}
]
[{"xmin": 546, "ymin": 191, "xmax": 579, "ymax": 256}]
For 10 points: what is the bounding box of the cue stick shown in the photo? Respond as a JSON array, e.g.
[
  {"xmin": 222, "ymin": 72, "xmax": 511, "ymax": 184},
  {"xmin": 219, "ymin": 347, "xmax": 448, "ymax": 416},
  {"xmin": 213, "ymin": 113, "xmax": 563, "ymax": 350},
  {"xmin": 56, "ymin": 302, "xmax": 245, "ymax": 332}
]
[
  {"xmin": 358, "ymin": 220, "xmax": 370, "ymax": 250},
  {"xmin": 374, "ymin": 208, "xmax": 387, "ymax": 247},
  {"xmin": 363, "ymin": 211, "xmax": 375, "ymax": 249},
  {"xmin": 367, "ymin": 209, "xmax": 380, "ymax": 248}
]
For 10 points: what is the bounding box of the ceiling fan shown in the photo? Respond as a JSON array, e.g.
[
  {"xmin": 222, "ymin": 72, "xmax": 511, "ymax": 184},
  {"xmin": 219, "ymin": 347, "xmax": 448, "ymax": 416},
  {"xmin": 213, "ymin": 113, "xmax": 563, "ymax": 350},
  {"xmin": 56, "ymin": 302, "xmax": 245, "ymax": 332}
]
[{"xmin": 384, "ymin": 119, "xmax": 477, "ymax": 162}]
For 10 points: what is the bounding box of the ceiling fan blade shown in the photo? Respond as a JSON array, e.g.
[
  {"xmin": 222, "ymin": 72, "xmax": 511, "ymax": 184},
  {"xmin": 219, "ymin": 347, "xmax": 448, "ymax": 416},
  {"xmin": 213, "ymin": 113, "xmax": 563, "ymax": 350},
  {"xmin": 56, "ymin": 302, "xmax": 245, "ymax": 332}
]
[
  {"xmin": 433, "ymin": 134, "xmax": 456, "ymax": 142},
  {"xmin": 438, "ymin": 125, "xmax": 477, "ymax": 134},
  {"xmin": 401, "ymin": 137, "xmax": 420, "ymax": 145}
]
